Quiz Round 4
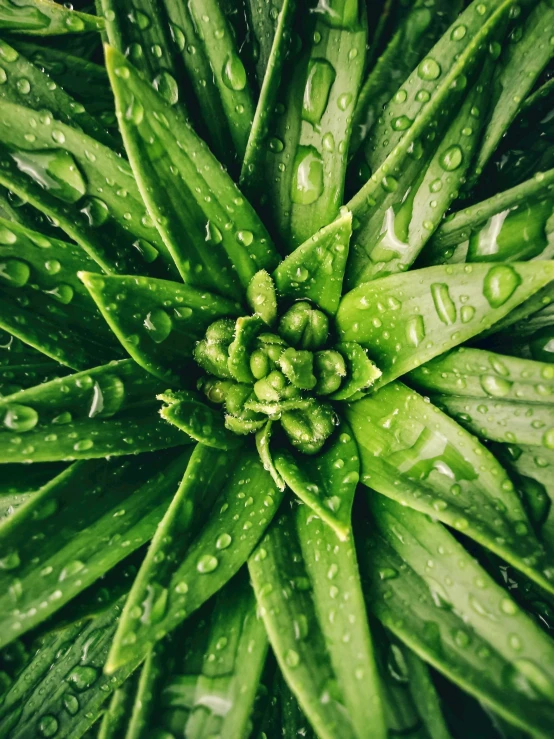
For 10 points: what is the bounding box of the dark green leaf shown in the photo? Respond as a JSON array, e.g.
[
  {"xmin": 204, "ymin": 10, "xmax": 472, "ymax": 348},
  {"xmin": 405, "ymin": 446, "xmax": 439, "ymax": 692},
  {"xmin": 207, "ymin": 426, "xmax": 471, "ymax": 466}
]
[
  {"xmin": 0, "ymin": 217, "xmax": 123, "ymax": 368},
  {"xmin": 0, "ymin": 0, "xmax": 104, "ymax": 36},
  {"xmin": 107, "ymin": 444, "xmax": 283, "ymax": 672},
  {"xmin": 273, "ymin": 209, "xmax": 351, "ymax": 316},
  {"xmin": 274, "ymin": 419, "xmax": 359, "ymax": 539},
  {"xmin": 0, "ymin": 359, "xmax": 188, "ymax": 462},
  {"xmin": 346, "ymin": 382, "xmax": 554, "ymax": 594},
  {"xmin": 249, "ymin": 502, "xmax": 387, "ymax": 739},
  {"xmin": 337, "ymin": 262, "xmax": 554, "ymax": 388},
  {"xmin": 0, "ymin": 448, "xmax": 191, "ymax": 647},
  {"xmin": 81, "ymin": 272, "xmax": 241, "ymax": 382},
  {"xmin": 106, "ymin": 46, "xmax": 279, "ymax": 301},
  {"xmin": 359, "ymin": 493, "xmax": 554, "ymax": 737},
  {"xmin": 98, "ymin": 674, "xmax": 140, "ymax": 739}
]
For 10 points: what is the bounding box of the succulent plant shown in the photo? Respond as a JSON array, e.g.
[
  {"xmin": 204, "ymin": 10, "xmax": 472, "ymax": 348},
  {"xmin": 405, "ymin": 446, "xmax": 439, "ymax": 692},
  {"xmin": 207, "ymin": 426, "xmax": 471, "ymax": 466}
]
[{"xmin": 1, "ymin": 0, "xmax": 554, "ymax": 737}]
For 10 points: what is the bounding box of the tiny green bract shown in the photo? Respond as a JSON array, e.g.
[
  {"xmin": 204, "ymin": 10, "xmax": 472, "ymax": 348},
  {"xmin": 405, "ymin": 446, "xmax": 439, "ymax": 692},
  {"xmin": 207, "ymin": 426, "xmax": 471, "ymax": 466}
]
[{"xmin": 1, "ymin": 0, "xmax": 554, "ymax": 736}]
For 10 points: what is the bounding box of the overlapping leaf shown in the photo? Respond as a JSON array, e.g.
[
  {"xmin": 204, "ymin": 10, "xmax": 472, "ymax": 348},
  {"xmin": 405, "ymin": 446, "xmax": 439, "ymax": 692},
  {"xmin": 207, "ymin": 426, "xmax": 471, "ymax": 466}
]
[
  {"xmin": 358, "ymin": 494, "xmax": 554, "ymax": 737},
  {"xmin": 0, "ymin": 448, "xmax": 191, "ymax": 646},
  {"xmin": 337, "ymin": 261, "xmax": 554, "ymax": 388},
  {"xmin": 106, "ymin": 46, "xmax": 279, "ymax": 301},
  {"xmin": 0, "ymin": 0, "xmax": 104, "ymax": 36},
  {"xmin": 107, "ymin": 445, "xmax": 283, "ymax": 672},
  {"xmin": 345, "ymin": 382, "xmax": 554, "ymax": 593},
  {"xmin": 249, "ymin": 502, "xmax": 387, "ymax": 739}
]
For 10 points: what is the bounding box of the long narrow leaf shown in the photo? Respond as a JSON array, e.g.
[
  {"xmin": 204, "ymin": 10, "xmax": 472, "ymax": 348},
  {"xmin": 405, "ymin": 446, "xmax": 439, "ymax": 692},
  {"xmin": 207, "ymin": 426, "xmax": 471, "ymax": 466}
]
[{"xmin": 0, "ymin": 0, "xmax": 104, "ymax": 36}]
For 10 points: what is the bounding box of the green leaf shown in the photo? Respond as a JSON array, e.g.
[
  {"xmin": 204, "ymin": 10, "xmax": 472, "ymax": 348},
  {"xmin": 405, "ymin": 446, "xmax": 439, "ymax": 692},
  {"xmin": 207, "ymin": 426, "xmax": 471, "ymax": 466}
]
[
  {"xmin": 348, "ymin": 57, "xmax": 495, "ymax": 285},
  {"xmin": 228, "ymin": 314, "xmax": 265, "ymax": 383},
  {"xmin": 105, "ymin": 46, "xmax": 279, "ymax": 301},
  {"xmin": 261, "ymin": 0, "xmax": 367, "ymax": 249},
  {"xmin": 186, "ymin": 0, "xmax": 256, "ymax": 161},
  {"xmin": 80, "ymin": 272, "xmax": 241, "ymax": 383},
  {"xmin": 0, "ymin": 218, "xmax": 123, "ymax": 369},
  {"xmin": 106, "ymin": 445, "xmax": 283, "ymax": 672},
  {"xmin": 0, "ymin": 0, "xmax": 104, "ymax": 36},
  {"xmin": 0, "ymin": 39, "xmax": 116, "ymax": 149},
  {"xmin": 98, "ymin": 674, "xmax": 139, "ymax": 739},
  {"xmin": 99, "ymin": 0, "xmax": 188, "ymax": 121},
  {"xmin": 0, "ymin": 100, "xmax": 173, "ymax": 277},
  {"xmin": 350, "ymin": 0, "xmax": 463, "ymax": 156},
  {"xmin": 345, "ymin": 382, "xmax": 554, "ymax": 594},
  {"xmin": 359, "ymin": 493, "xmax": 554, "ymax": 737},
  {"xmin": 0, "ymin": 357, "xmax": 69, "ymax": 397},
  {"xmin": 129, "ymin": 571, "xmax": 268, "ymax": 738},
  {"xmin": 274, "ymin": 419, "xmax": 359, "ymax": 540},
  {"xmin": 159, "ymin": 390, "xmax": 243, "ymax": 450},
  {"xmin": 346, "ymin": 0, "xmax": 516, "ymax": 287},
  {"xmin": 329, "ymin": 342, "xmax": 381, "ymax": 400},
  {"xmin": 273, "ymin": 209, "xmax": 352, "ymax": 316},
  {"xmin": 247, "ymin": 270, "xmax": 278, "ymax": 326},
  {"xmin": 249, "ymin": 502, "xmax": 387, "ymax": 739},
  {"xmin": 0, "ymin": 597, "xmax": 140, "ymax": 739},
  {"xmin": 337, "ymin": 262, "xmax": 554, "ymax": 389},
  {"xmin": 0, "ymin": 448, "xmax": 191, "ymax": 647},
  {"xmin": 472, "ymin": 0, "xmax": 554, "ymax": 180},
  {"xmin": 0, "ymin": 359, "xmax": 189, "ymax": 462},
  {"xmin": 240, "ymin": 0, "xmax": 296, "ymax": 197},
  {"xmin": 409, "ymin": 347, "xmax": 554, "ymax": 403},
  {"xmin": 422, "ymin": 167, "xmax": 554, "ymax": 266},
  {"xmin": 255, "ymin": 419, "xmax": 285, "ymax": 490}
]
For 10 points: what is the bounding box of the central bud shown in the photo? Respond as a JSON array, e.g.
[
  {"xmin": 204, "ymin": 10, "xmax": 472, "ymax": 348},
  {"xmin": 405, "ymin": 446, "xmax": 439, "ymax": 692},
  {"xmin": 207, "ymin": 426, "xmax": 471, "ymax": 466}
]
[{"xmin": 194, "ymin": 300, "xmax": 348, "ymax": 454}]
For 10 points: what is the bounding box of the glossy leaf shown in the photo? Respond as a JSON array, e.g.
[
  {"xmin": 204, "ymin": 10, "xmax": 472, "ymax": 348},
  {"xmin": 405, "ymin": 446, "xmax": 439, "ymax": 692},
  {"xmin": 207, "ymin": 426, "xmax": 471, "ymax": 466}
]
[
  {"xmin": 329, "ymin": 341, "xmax": 381, "ymax": 400},
  {"xmin": 273, "ymin": 209, "xmax": 351, "ymax": 316},
  {"xmin": 80, "ymin": 272, "xmax": 241, "ymax": 383},
  {"xmin": 422, "ymin": 167, "xmax": 554, "ymax": 266},
  {"xmin": 107, "ymin": 445, "xmax": 283, "ymax": 672},
  {"xmin": 0, "ymin": 357, "xmax": 69, "ymax": 397},
  {"xmin": 187, "ymin": 0, "xmax": 256, "ymax": 161},
  {"xmin": 350, "ymin": 0, "xmax": 462, "ymax": 156},
  {"xmin": 0, "ymin": 448, "xmax": 191, "ymax": 647},
  {"xmin": 98, "ymin": 674, "xmax": 139, "ymax": 739},
  {"xmin": 0, "ymin": 218, "xmax": 122, "ymax": 368},
  {"xmin": 261, "ymin": 0, "xmax": 367, "ymax": 249},
  {"xmin": 346, "ymin": 0, "xmax": 516, "ymax": 288},
  {"xmin": 473, "ymin": 0, "xmax": 554, "ymax": 179},
  {"xmin": 249, "ymin": 502, "xmax": 387, "ymax": 739},
  {"xmin": 0, "ymin": 597, "xmax": 139, "ymax": 738},
  {"xmin": 106, "ymin": 46, "xmax": 279, "ymax": 301},
  {"xmin": 0, "ymin": 359, "xmax": 188, "ymax": 462},
  {"xmin": 0, "ymin": 38, "xmax": 116, "ymax": 148},
  {"xmin": 0, "ymin": 0, "xmax": 104, "ymax": 36},
  {"xmin": 359, "ymin": 494, "xmax": 554, "ymax": 737},
  {"xmin": 410, "ymin": 347, "xmax": 554, "ymax": 404},
  {"xmin": 159, "ymin": 390, "xmax": 243, "ymax": 450},
  {"xmin": 337, "ymin": 261, "xmax": 554, "ymax": 388},
  {"xmin": 241, "ymin": 0, "xmax": 296, "ymax": 197},
  {"xmin": 346, "ymin": 382, "xmax": 554, "ymax": 594},
  {"xmin": 0, "ymin": 100, "xmax": 173, "ymax": 277},
  {"xmin": 274, "ymin": 419, "xmax": 359, "ymax": 539}
]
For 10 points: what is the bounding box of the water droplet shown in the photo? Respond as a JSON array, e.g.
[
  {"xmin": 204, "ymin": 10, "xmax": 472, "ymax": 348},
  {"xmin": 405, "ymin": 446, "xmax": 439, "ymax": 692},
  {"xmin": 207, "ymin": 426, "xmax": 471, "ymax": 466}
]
[
  {"xmin": 38, "ymin": 715, "xmax": 59, "ymax": 737},
  {"xmin": 11, "ymin": 149, "xmax": 86, "ymax": 204},
  {"xmin": 67, "ymin": 665, "xmax": 99, "ymax": 691},
  {"xmin": 63, "ymin": 694, "xmax": 79, "ymax": 715},
  {"xmin": 144, "ymin": 308, "xmax": 172, "ymax": 343},
  {"xmin": 480, "ymin": 375, "xmax": 512, "ymax": 397},
  {"xmin": 0, "ymin": 258, "xmax": 30, "ymax": 287},
  {"xmin": 3, "ymin": 404, "xmax": 38, "ymax": 432},
  {"xmin": 441, "ymin": 145, "xmax": 463, "ymax": 171},
  {"xmin": 451, "ymin": 24, "xmax": 467, "ymax": 40},
  {"xmin": 222, "ymin": 53, "xmax": 247, "ymax": 91},
  {"xmin": 461, "ymin": 305, "xmax": 475, "ymax": 323},
  {"xmin": 392, "ymin": 115, "xmax": 413, "ymax": 131},
  {"xmin": 45, "ymin": 283, "xmax": 74, "ymax": 304},
  {"xmin": 483, "ymin": 265, "xmax": 521, "ymax": 308},
  {"xmin": 291, "ymin": 146, "xmax": 324, "ymax": 205},
  {"xmin": 197, "ymin": 554, "xmax": 218, "ymax": 573},
  {"xmin": 216, "ymin": 533, "xmax": 232, "ymax": 550},
  {"xmin": 285, "ymin": 649, "xmax": 300, "ymax": 667},
  {"xmin": 80, "ymin": 197, "xmax": 109, "ymax": 227},
  {"xmin": 153, "ymin": 71, "xmax": 179, "ymax": 105},
  {"xmin": 59, "ymin": 560, "xmax": 85, "ymax": 581},
  {"xmin": 0, "ymin": 550, "xmax": 21, "ymax": 570},
  {"xmin": 406, "ymin": 315, "xmax": 425, "ymax": 347},
  {"xmin": 431, "ymin": 283, "xmax": 456, "ymax": 325},
  {"xmin": 302, "ymin": 59, "xmax": 336, "ymax": 126},
  {"xmin": 418, "ymin": 58, "xmax": 441, "ymax": 80}
]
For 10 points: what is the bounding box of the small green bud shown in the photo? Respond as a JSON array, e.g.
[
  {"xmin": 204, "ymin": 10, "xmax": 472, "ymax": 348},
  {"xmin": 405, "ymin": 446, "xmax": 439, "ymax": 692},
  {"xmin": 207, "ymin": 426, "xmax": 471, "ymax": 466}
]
[
  {"xmin": 314, "ymin": 350, "xmax": 346, "ymax": 395},
  {"xmin": 254, "ymin": 370, "xmax": 287, "ymax": 402},
  {"xmin": 199, "ymin": 377, "xmax": 235, "ymax": 404},
  {"xmin": 194, "ymin": 339, "xmax": 233, "ymax": 379},
  {"xmin": 225, "ymin": 383, "xmax": 255, "ymax": 418},
  {"xmin": 278, "ymin": 302, "xmax": 329, "ymax": 350},
  {"xmin": 250, "ymin": 348, "xmax": 271, "ymax": 380},
  {"xmin": 246, "ymin": 270, "xmax": 278, "ymax": 326},
  {"xmin": 281, "ymin": 402, "xmax": 336, "ymax": 455},
  {"xmin": 257, "ymin": 333, "xmax": 286, "ymax": 363},
  {"xmin": 278, "ymin": 348, "xmax": 316, "ymax": 390},
  {"xmin": 205, "ymin": 318, "xmax": 236, "ymax": 344}
]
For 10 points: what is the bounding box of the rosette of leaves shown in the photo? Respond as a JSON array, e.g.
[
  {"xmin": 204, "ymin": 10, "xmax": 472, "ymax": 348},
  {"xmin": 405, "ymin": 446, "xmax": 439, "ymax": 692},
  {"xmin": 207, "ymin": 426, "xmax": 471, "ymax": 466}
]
[{"xmin": 2, "ymin": 1, "xmax": 554, "ymax": 738}]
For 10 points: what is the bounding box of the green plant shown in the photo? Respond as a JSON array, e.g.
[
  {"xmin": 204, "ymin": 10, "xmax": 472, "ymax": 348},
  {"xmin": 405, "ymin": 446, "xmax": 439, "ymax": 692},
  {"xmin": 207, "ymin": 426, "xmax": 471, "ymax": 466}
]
[{"xmin": 1, "ymin": 0, "xmax": 554, "ymax": 737}]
